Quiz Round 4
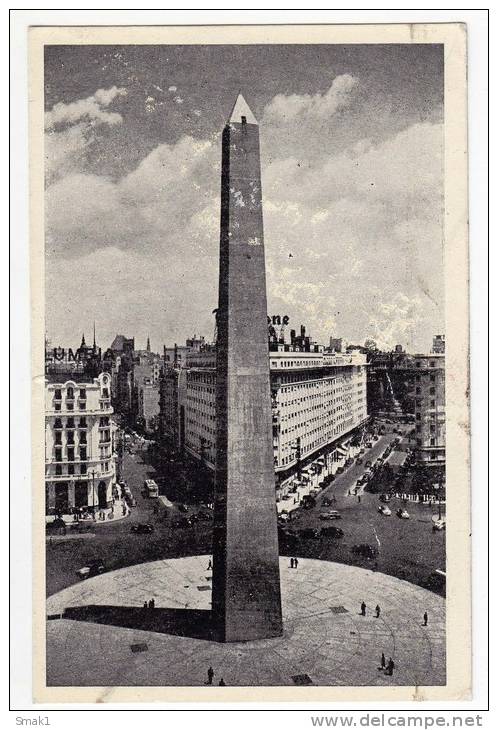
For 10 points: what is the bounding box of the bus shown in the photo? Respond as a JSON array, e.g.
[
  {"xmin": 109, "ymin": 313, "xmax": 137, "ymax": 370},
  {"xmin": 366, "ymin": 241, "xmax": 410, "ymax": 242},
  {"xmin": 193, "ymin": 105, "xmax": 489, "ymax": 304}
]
[{"xmin": 144, "ymin": 479, "xmax": 159, "ymax": 498}]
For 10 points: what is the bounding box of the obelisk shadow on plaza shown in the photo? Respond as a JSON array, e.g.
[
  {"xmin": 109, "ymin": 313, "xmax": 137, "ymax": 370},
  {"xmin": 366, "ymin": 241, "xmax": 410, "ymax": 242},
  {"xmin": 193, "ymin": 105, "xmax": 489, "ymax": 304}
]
[
  {"xmin": 212, "ymin": 94, "xmax": 283, "ymax": 642},
  {"xmin": 62, "ymin": 605, "xmax": 215, "ymax": 640}
]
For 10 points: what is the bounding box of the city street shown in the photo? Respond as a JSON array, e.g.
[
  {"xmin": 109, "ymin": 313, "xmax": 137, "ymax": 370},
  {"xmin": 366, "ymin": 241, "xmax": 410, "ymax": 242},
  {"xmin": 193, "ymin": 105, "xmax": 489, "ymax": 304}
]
[
  {"xmin": 47, "ymin": 428, "xmax": 445, "ymax": 598},
  {"xmin": 46, "ymin": 442, "xmax": 213, "ymax": 597},
  {"xmin": 279, "ymin": 429, "xmax": 446, "ymax": 591}
]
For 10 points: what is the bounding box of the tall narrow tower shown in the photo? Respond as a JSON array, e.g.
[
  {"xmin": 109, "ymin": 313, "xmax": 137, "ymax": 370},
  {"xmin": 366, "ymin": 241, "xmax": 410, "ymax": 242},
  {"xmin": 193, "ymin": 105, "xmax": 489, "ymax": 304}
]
[{"xmin": 212, "ymin": 94, "xmax": 283, "ymax": 642}]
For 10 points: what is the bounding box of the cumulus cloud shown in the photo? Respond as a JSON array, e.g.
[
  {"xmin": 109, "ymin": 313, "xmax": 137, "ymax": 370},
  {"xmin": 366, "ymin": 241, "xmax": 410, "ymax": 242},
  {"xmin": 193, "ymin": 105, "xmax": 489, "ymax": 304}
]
[
  {"xmin": 45, "ymin": 85, "xmax": 127, "ymax": 129},
  {"xmin": 45, "ymin": 76, "xmax": 444, "ymax": 352},
  {"xmin": 263, "ymin": 74, "xmax": 358, "ymax": 124},
  {"xmin": 45, "ymin": 86, "xmax": 127, "ymax": 186},
  {"xmin": 364, "ymin": 292, "xmax": 426, "ymax": 351}
]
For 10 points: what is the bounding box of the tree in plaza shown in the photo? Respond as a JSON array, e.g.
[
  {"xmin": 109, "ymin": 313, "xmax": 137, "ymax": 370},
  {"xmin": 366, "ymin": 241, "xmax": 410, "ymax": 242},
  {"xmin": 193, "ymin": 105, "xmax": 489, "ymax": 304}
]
[{"xmin": 364, "ymin": 338, "xmax": 378, "ymax": 352}]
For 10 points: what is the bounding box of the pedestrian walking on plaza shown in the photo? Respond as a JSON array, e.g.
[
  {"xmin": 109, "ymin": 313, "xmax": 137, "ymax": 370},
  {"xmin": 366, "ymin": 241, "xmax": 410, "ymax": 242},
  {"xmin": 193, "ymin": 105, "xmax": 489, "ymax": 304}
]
[
  {"xmin": 375, "ymin": 604, "xmax": 381, "ymax": 618},
  {"xmin": 207, "ymin": 559, "xmax": 212, "ymax": 570},
  {"xmin": 378, "ymin": 652, "xmax": 386, "ymax": 670},
  {"xmin": 219, "ymin": 678, "xmax": 226, "ymax": 686},
  {"xmin": 358, "ymin": 495, "xmax": 361, "ymax": 503},
  {"xmin": 290, "ymin": 558, "xmax": 294, "ymax": 568},
  {"xmin": 294, "ymin": 558, "xmax": 299, "ymax": 569},
  {"xmin": 423, "ymin": 611, "xmax": 428, "ymax": 626},
  {"xmin": 386, "ymin": 658, "xmax": 395, "ymax": 676},
  {"xmin": 148, "ymin": 598, "xmax": 155, "ymax": 609},
  {"xmin": 143, "ymin": 601, "xmax": 148, "ymax": 609},
  {"xmin": 360, "ymin": 601, "xmax": 366, "ymax": 616},
  {"xmin": 207, "ymin": 666, "xmax": 214, "ymax": 685},
  {"xmin": 348, "ymin": 489, "xmax": 351, "ymax": 496}
]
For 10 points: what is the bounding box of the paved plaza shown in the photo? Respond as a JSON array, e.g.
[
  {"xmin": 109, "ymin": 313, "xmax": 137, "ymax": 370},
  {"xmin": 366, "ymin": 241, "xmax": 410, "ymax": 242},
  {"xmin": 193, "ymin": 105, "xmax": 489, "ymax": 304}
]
[{"xmin": 46, "ymin": 556, "xmax": 445, "ymax": 687}]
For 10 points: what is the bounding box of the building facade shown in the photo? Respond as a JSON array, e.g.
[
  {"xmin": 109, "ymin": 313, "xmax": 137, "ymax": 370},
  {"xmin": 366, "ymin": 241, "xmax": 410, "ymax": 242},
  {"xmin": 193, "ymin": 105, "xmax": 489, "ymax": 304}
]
[
  {"xmin": 160, "ymin": 344, "xmax": 368, "ymax": 487},
  {"xmin": 45, "ymin": 371, "xmax": 117, "ymax": 515},
  {"xmin": 412, "ymin": 353, "xmax": 446, "ymax": 466}
]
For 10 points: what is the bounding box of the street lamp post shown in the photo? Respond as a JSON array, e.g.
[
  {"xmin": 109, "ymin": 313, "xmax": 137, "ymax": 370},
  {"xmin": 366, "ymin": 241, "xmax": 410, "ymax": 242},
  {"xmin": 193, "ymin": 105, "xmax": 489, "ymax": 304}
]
[{"xmin": 89, "ymin": 469, "xmax": 97, "ymax": 513}]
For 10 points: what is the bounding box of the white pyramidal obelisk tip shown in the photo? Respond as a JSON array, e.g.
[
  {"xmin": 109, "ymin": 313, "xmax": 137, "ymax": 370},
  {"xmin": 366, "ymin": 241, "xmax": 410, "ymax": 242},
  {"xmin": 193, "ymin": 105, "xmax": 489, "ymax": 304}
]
[{"xmin": 228, "ymin": 93, "xmax": 258, "ymax": 125}]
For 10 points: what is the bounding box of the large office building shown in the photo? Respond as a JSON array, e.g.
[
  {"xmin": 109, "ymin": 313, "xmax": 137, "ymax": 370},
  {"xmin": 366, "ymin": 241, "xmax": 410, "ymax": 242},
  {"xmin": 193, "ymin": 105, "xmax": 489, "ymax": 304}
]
[
  {"xmin": 160, "ymin": 339, "xmax": 368, "ymax": 493},
  {"xmin": 45, "ymin": 371, "xmax": 117, "ymax": 515}
]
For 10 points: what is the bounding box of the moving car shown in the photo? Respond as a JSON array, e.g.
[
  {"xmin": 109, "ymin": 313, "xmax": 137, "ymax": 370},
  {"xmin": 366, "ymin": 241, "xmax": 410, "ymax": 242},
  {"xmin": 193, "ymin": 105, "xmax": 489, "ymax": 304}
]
[
  {"xmin": 130, "ymin": 523, "xmax": 154, "ymax": 534},
  {"xmin": 172, "ymin": 517, "xmax": 193, "ymax": 528},
  {"xmin": 320, "ymin": 526, "xmax": 344, "ymax": 539},
  {"xmin": 352, "ymin": 544, "xmax": 378, "ymax": 559},
  {"xmin": 76, "ymin": 559, "xmax": 105, "ymax": 580},
  {"xmin": 378, "ymin": 504, "xmax": 392, "ymax": 516},
  {"xmin": 319, "ymin": 510, "xmax": 342, "ymax": 521},
  {"xmin": 322, "ymin": 496, "xmax": 336, "ymax": 507}
]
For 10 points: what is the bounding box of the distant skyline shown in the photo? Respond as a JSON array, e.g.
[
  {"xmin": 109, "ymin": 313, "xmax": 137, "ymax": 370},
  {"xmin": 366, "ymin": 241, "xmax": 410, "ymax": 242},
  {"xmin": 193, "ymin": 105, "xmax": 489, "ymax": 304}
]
[{"xmin": 45, "ymin": 44, "xmax": 444, "ymax": 353}]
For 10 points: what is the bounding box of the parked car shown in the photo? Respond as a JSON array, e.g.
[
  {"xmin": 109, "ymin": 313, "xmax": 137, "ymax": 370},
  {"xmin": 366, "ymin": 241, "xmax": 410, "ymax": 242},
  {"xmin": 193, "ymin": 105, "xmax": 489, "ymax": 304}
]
[
  {"xmin": 76, "ymin": 559, "xmax": 105, "ymax": 579},
  {"xmin": 396, "ymin": 508, "xmax": 410, "ymax": 519},
  {"xmin": 131, "ymin": 523, "xmax": 154, "ymax": 534},
  {"xmin": 379, "ymin": 493, "xmax": 391, "ymax": 503},
  {"xmin": 378, "ymin": 505, "xmax": 392, "ymax": 516},
  {"xmin": 297, "ymin": 527, "xmax": 321, "ymax": 540},
  {"xmin": 178, "ymin": 504, "xmax": 189, "ymax": 512},
  {"xmin": 366, "ymin": 442, "xmax": 373, "ymax": 449},
  {"xmin": 301, "ymin": 495, "xmax": 316, "ymax": 509},
  {"xmin": 320, "ymin": 526, "xmax": 344, "ymax": 539},
  {"xmin": 319, "ymin": 510, "xmax": 342, "ymax": 521},
  {"xmin": 196, "ymin": 510, "xmax": 212, "ymax": 521},
  {"xmin": 365, "ymin": 460, "xmax": 372, "ymax": 468},
  {"xmin": 125, "ymin": 495, "xmax": 137, "ymax": 507},
  {"xmin": 432, "ymin": 519, "xmax": 446, "ymax": 531},
  {"xmin": 352, "ymin": 544, "xmax": 378, "ymax": 559}
]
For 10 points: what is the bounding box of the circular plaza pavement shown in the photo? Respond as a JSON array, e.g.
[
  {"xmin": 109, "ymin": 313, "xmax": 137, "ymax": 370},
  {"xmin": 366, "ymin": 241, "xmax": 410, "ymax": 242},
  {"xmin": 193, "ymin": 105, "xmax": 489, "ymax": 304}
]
[{"xmin": 46, "ymin": 556, "xmax": 445, "ymax": 687}]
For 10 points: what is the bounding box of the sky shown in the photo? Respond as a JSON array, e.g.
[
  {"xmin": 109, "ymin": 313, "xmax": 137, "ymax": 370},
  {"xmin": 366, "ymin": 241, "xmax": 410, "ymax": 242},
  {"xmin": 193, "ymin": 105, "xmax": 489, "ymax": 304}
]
[{"xmin": 45, "ymin": 44, "xmax": 444, "ymax": 353}]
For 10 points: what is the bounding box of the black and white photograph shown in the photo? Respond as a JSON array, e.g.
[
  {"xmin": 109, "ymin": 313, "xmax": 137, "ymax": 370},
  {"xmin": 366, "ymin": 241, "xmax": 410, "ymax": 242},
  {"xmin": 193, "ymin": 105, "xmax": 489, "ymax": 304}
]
[{"xmin": 27, "ymin": 22, "xmax": 470, "ymax": 702}]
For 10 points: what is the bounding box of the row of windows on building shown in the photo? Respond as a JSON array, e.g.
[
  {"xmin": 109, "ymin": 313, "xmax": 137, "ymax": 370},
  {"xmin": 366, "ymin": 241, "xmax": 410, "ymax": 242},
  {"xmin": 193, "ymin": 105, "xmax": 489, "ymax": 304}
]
[
  {"xmin": 52, "ymin": 416, "xmax": 110, "ymax": 429},
  {"xmin": 50, "ymin": 461, "xmax": 112, "ymax": 477}
]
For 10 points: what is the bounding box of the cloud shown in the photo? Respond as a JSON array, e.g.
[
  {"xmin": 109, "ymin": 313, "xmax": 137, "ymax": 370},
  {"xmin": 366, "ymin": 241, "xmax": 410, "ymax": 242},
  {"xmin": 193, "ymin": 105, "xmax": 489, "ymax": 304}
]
[
  {"xmin": 364, "ymin": 292, "xmax": 427, "ymax": 351},
  {"xmin": 45, "ymin": 76, "xmax": 443, "ymax": 352},
  {"xmin": 45, "ymin": 85, "xmax": 127, "ymax": 129},
  {"xmin": 46, "ymin": 135, "xmax": 218, "ymax": 258},
  {"xmin": 263, "ymin": 74, "xmax": 358, "ymax": 124},
  {"xmin": 44, "ymin": 86, "xmax": 127, "ymax": 186}
]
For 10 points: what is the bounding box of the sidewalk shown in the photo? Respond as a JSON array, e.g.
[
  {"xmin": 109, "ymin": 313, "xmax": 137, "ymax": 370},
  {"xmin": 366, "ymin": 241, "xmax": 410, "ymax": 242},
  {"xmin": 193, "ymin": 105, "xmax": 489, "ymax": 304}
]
[{"xmin": 45, "ymin": 498, "xmax": 131, "ymax": 526}]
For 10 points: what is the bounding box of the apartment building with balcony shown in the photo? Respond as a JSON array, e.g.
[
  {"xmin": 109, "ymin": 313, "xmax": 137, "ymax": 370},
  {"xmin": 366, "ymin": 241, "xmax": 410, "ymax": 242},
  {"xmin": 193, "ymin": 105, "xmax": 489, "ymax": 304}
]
[
  {"xmin": 45, "ymin": 371, "xmax": 117, "ymax": 514},
  {"xmin": 412, "ymin": 353, "xmax": 445, "ymax": 466}
]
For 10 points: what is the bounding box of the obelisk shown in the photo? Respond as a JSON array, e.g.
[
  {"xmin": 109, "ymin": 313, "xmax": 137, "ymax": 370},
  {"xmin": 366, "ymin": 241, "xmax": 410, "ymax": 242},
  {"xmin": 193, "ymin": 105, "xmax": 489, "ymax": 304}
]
[{"xmin": 212, "ymin": 94, "xmax": 283, "ymax": 642}]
